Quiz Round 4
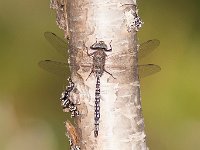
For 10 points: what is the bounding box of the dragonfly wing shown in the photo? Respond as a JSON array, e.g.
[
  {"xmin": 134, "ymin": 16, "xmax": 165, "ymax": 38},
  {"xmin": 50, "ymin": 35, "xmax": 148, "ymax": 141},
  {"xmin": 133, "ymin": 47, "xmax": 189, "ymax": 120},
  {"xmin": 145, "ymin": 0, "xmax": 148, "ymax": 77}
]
[
  {"xmin": 44, "ymin": 32, "xmax": 68, "ymax": 58},
  {"xmin": 139, "ymin": 64, "xmax": 161, "ymax": 78},
  {"xmin": 39, "ymin": 60, "xmax": 70, "ymax": 78},
  {"xmin": 138, "ymin": 39, "xmax": 160, "ymax": 59}
]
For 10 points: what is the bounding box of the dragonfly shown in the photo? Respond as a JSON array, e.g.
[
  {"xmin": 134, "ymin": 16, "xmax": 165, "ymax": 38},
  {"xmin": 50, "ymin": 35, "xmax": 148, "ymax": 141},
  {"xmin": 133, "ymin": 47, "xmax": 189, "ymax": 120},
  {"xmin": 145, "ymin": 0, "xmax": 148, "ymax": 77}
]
[
  {"xmin": 39, "ymin": 32, "xmax": 161, "ymax": 137},
  {"xmin": 39, "ymin": 32, "xmax": 161, "ymax": 79}
]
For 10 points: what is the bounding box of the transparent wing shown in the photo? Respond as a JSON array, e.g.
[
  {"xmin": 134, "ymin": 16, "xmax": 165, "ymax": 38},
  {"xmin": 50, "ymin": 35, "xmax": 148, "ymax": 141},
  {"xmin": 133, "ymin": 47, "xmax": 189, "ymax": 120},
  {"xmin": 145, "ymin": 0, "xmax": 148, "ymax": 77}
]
[
  {"xmin": 138, "ymin": 39, "xmax": 160, "ymax": 59},
  {"xmin": 44, "ymin": 32, "xmax": 68, "ymax": 57},
  {"xmin": 39, "ymin": 60, "xmax": 70, "ymax": 77},
  {"xmin": 139, "ymin": 64, "xmax": 161, "ymax": 78}
]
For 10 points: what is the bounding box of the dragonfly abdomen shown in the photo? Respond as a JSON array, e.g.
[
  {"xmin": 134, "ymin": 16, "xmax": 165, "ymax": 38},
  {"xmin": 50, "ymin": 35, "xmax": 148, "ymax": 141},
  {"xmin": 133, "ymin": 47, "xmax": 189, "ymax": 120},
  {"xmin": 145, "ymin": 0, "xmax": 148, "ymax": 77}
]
[{"xmin": 94, "ymin": 76, "xmax": 101, "ymax": 137}]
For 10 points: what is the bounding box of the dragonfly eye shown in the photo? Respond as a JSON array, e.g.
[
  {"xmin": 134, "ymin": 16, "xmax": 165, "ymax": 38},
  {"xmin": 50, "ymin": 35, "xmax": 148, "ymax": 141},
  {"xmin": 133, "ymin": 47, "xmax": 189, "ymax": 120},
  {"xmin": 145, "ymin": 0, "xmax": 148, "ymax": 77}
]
[{"xmin": 90, "ymin": 41, "xmax": 108, "ymax": 50}]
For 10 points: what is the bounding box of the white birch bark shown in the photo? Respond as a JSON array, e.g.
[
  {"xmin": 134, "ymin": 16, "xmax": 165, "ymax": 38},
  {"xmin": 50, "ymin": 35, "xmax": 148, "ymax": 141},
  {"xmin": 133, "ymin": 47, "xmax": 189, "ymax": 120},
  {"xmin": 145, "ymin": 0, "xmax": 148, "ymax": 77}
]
[{"xmin": 50, "ymin": 0, "xmax": 148, "ymax": 149}]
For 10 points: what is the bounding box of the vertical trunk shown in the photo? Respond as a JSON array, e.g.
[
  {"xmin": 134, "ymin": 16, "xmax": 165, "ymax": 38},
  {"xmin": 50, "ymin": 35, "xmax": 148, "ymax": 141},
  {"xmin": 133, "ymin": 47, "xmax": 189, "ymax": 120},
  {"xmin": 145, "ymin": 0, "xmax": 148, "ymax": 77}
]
[{"xmin": 50, "ymin": 0, "xmax": 147, "ymax": 149}]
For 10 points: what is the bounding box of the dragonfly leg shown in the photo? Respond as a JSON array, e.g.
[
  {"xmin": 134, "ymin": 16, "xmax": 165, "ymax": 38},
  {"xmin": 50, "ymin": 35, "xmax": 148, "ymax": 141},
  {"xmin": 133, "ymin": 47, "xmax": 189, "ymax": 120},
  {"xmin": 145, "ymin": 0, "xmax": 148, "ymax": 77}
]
[
  {"xmin": 83, "ymin": 41, "xmax": 95, "ymax": 57},
  {"xmin": 105, "ymin": 40, "xmax": 112, "ymax": 52},
  {"xmin": 86, "ymin": 70, "xmax": 94, "ymax": 81},
  {"xmin": 104, "ymin": 69, "xmax": 116, "ymax": 79}
]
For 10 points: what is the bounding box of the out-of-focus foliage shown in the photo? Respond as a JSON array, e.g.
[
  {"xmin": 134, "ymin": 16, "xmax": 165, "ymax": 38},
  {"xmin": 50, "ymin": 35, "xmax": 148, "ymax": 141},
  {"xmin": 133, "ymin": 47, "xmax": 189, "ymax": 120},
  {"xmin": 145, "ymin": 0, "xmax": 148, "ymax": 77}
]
[
  {"xmin": 138, "ymin": 0, "xmax": 200, "ymax": 149},
  {"xmin": 0, "ymin": 0, "xmax": 199, "ymax": 150}
]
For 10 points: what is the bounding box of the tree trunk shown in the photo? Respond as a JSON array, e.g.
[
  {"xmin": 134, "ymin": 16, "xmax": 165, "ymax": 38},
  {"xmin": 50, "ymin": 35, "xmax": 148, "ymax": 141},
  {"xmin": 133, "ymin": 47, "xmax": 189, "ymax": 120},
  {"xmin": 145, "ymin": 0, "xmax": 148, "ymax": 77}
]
[{"xmin": 50, "ymin": 0, "xmax": 147, "ymax": 149}]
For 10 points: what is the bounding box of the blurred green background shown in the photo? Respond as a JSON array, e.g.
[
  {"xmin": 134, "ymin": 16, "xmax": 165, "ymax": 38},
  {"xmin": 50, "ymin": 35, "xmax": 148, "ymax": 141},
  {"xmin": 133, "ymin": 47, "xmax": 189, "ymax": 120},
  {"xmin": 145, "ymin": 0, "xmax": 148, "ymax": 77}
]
[{"xmin": 0, "ymin": 0, "xmax": 199, "ymax": 150}]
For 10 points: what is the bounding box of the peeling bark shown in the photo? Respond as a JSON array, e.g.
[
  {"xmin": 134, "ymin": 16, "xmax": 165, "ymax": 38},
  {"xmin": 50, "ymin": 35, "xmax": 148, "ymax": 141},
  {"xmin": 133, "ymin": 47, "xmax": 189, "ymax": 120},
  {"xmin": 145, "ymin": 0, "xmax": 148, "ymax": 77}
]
[{"xmin": 50, "ymin": 0, "xmax": 147, "ymax": 149}]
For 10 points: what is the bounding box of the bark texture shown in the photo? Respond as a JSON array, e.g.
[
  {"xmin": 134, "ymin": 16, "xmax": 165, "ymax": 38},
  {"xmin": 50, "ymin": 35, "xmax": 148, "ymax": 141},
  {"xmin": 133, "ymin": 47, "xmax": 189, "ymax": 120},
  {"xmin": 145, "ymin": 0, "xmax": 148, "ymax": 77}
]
[{"xmin": 50, "ymin": 0, "xmax": 147, "ymax": 149}]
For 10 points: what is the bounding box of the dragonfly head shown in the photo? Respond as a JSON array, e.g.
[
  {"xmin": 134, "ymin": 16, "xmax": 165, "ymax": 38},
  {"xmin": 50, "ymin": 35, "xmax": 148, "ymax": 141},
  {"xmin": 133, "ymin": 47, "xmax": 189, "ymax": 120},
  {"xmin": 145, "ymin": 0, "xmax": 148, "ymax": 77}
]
[{"xmin": 90, "ymin": 41, "xmax": 108, "ymax": 50}]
